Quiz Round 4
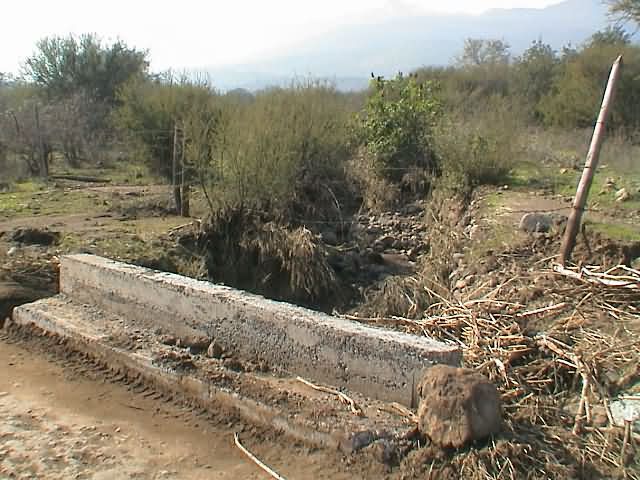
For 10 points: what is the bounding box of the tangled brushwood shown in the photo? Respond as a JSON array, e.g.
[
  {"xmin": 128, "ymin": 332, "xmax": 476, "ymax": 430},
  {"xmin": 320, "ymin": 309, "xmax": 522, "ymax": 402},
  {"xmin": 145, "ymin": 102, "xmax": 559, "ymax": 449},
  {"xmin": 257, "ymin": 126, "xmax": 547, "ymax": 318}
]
[
  {"xmin": 195, "ymin": 207, "xmax": 338, "ymax": 309},
  {"xmin": 351, "ymin": 254, "xmax": 640, "ymax": 479}
]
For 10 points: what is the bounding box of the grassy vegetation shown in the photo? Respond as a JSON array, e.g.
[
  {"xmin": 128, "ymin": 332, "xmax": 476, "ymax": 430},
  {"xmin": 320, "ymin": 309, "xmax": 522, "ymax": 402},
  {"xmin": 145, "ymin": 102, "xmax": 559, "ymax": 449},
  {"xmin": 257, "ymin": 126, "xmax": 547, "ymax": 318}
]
[
  {"xmin": 586, "ymin": 220, "xmax": 640, "ymax": 242},
  {"xmin": 0, "ymin": 188, "xmax": 105, "ymax": 218}
]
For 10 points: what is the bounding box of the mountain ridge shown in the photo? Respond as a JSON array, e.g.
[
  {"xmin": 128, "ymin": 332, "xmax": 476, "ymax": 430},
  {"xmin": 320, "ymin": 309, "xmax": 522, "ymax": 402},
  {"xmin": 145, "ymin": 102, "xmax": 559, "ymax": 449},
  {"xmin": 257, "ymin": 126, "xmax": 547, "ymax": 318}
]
[{"xmin": 204, "ymin": 0, "xmax": 617, "ymax": 91}]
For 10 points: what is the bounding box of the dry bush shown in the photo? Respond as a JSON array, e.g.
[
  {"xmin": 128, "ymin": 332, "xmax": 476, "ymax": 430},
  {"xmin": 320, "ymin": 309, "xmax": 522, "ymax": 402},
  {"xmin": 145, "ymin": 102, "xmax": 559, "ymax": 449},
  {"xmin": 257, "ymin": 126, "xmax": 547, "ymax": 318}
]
[
  {"xmin": 206, "ymin": 81, "xmax": 352, "ymax": 223},
  {"xmin": 346, "ymin": 150, "xmax": 400, "ymax": 212}
]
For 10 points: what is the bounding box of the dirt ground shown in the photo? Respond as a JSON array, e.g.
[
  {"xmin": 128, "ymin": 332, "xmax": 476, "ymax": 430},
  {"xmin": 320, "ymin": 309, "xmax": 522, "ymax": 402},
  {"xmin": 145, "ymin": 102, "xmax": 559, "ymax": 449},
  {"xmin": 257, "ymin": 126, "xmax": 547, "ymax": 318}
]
[{"xmin": 0, "ymin": 333, "xmax": 372, "ymax": 480}]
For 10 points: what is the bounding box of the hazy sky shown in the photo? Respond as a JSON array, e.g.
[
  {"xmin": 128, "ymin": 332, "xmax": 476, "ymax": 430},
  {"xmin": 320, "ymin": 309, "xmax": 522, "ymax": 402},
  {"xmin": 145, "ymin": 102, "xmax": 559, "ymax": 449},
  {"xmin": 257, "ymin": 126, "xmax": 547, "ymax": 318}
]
[{"xmin": 2, "ymin": 0, "xmax": 565, "ymax": 74}]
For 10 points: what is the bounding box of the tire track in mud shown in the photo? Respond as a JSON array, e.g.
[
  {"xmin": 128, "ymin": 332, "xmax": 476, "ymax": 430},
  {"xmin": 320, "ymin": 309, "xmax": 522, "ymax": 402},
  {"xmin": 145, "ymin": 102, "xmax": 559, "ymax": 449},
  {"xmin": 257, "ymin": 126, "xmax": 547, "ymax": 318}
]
[
  {"xmin": 0, "ymin": 323, "xmax": 230, "ymax": 429},
  {"xmin": 0, "ymin": 323, "xmax": 378, "ymax": 479}
]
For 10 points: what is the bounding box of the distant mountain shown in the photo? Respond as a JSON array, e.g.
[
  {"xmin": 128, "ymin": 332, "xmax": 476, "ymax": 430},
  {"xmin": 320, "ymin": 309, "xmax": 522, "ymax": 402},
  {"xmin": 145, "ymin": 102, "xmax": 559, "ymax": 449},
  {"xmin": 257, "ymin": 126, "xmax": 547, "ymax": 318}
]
[{"xmin": 206, "ymin": 0, "xmax": 614, "ymax": 92}]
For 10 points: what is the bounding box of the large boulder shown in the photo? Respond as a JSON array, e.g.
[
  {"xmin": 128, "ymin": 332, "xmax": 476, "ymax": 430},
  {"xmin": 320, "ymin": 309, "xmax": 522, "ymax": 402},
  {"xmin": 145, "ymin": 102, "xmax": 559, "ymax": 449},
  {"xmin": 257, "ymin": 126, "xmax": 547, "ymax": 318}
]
[{"xmin": 416, "ymin": 365, "xmax": 502, "ymax": 449}]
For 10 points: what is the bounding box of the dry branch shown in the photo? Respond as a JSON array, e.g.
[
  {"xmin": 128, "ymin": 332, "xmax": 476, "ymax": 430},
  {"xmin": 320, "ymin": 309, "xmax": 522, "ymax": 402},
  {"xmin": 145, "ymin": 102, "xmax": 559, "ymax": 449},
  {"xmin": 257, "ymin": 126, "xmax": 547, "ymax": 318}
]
[
  {"xmin": 234, "ymin": 432, "xmax": 287, "ymax": 480},
  {"xmin": 296, "ymin": 376, "xmax": 364, "ymax": 416}
]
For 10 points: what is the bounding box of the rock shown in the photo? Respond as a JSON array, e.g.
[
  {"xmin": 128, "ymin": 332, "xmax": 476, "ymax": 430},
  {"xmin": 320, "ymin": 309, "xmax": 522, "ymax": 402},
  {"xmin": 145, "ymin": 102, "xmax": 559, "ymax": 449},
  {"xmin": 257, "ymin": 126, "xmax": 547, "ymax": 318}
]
[
  {"xmin": 9, "ymin": 228, "xmax": 60, "ymax": 246},
  {"xmin": 159, "ymin": 335, "xmax": 177, "ymax": 346},
  {"xmin": 364, "ymin": 438, "xmax": 396, "ymax": 465},
  {"xmin": 417, "ymin": 365, "xmax": 502, "ymax": 449},
  {"xmin": 519, "ymin": 213, "xmax": 567, "ymax": 234},
  {"xmin": 454, "ymin": 278, "xmax": 468, "ymax": 290},
  {"xmin": 375, "ymin": 235, "xmax": 396, "ymax": 250},
  {"xmin": 206, "ymin": 340, "xmax": 224, "ymax": 359},
  {"xmin": 615, "ymin": 188, "xmax": 631, "ymax": 203},
  {"xmin": 177, "ymin": 335, "xmax": 211, "ymax": 354},
  {"xmin": 7, "ymin": 247, "xmax": 17, "ymax": 256},
  {"xmin": 223, "ymin": 357, "xmax": 244, "ymax": 372}
]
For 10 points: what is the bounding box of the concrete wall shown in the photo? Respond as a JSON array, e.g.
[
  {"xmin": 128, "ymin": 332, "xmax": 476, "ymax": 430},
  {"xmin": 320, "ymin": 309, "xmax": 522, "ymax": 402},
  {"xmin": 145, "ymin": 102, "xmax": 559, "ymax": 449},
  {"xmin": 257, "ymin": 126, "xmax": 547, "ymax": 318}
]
[{"xmin": 59, "ymin": 254, "xmax": 461, "ymax": 406}]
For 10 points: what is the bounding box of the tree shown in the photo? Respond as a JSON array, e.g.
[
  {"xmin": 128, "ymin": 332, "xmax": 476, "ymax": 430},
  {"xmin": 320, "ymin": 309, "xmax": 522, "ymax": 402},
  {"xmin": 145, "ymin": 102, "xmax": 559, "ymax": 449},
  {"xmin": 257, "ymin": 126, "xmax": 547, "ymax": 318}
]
[
  {"xmin": 512, "ymin": 40, "xmax": 559, "ymax": 117},
  {"xmin": 358, "ymin": 75, "xmax": 441, "ymax": 182},
  {"xmin": 23, "ymin": 34, "xmax": 148, "ymax": 104},
  {"xmin": 539, "ymin": 39, "xmax": 640, "ymax": 130},
  {"xmin": 587, "ymin": 26, "xmax": 632, "ymax": 46},
  {"xmin": 456, "ymin": 38, "xmax": 511, "ymax": 67},
  {"xmin": 608, "ymin": 0, "xmax": 640, "ymax": 26}
]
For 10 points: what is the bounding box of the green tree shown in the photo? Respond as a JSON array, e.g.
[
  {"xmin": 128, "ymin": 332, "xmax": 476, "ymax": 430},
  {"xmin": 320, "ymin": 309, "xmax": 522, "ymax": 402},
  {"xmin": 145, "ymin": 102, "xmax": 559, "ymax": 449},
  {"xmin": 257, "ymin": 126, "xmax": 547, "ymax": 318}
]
[
  {"xmin": 23, "ymin": 34, "xmax": 148, "ymax": 104},
  {"xmin": 512, "ymin": 40, "xmax": 559, "ymax": 118},
  {"xmin": 539, "ymin": 37, "xmax": 640, "ymax": 129},
  {"xmin": 358, "ymin": 75, "xmax": 441, "ymax": 177},
  {"xmin": 587, "ymin": 25, "xmax": 632, "ymax": 47}
]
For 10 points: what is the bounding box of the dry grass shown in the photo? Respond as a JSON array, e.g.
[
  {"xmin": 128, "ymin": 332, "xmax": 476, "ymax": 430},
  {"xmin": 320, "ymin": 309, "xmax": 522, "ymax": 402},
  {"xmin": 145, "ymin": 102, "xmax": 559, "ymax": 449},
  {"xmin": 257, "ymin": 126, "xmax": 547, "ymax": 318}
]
[{"xmin": 201, "ymin": 207, "xmax": 339, "ymax": 307}]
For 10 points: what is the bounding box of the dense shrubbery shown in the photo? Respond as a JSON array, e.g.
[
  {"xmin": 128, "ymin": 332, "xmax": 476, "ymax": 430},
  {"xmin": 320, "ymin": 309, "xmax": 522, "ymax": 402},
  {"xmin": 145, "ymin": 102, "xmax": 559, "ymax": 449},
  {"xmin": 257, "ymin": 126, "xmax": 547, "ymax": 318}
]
[
  {"xmin": 1, "ymin": 23, "xmax": 638, "ymax": 214},
  {"xmin": 417, "ymin": 28, "xmax": 640, "ymax": 132}
]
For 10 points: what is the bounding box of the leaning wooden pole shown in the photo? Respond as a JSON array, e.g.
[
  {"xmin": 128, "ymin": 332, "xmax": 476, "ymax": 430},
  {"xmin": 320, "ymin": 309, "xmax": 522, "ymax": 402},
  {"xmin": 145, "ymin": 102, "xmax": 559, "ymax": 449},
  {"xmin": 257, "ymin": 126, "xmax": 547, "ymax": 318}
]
[{"xmin": 558, "ymin": 55, "xmax": 623, "ymax": 266}]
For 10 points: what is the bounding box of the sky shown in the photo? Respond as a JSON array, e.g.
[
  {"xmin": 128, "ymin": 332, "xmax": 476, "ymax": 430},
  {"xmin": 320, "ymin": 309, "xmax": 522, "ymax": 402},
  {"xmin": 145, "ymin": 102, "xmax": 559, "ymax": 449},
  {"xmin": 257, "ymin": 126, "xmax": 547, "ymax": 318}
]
[{"xmin": 1, "ymin": 0, "xmax": 565, "ymax": 74}]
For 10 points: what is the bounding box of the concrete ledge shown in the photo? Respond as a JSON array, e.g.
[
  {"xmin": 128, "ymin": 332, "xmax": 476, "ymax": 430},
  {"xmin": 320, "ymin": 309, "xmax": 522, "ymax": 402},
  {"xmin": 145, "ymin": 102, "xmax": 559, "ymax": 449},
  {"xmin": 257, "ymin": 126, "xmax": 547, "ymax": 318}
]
[
  {"xmin": 11, "ymin": 296, "xmax": 412, "ymax": 453},
  {"xmin": 59, "ymin": 254, "xmax": 460, "ymax": 406}
]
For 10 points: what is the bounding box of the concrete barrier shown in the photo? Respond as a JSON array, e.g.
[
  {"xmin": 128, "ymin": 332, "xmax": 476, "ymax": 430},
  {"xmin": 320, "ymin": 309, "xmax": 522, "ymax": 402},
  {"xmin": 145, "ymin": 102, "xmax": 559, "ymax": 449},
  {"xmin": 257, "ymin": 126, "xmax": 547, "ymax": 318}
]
[{"xmin": 58, "ymin": 254, "xmax": 461, "ymax": 406}]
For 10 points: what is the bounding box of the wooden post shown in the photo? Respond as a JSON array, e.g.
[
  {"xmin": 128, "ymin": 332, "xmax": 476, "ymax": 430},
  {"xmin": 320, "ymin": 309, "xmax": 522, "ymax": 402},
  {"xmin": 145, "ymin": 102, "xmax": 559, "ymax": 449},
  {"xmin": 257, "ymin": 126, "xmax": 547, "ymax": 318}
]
[
  {"xmin": 559, "ymin": 55, "xmax": 623, "ymax": 266},
  {"xmin": 34, "ymin": 104, "xmax": 48, "ymax": 178},
  {"xmin": 172, "ymin": 123, "xmax": 182, "ymax": 215},
  {"xmin": 180, "ymin": 122, "xmax": 190, "ymax": 217}
]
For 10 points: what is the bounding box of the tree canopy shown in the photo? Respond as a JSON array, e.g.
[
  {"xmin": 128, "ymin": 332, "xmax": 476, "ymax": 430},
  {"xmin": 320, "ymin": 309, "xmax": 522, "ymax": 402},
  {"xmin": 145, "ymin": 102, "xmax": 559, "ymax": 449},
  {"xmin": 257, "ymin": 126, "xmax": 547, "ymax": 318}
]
[{"xmin": 23, "ymin": 33, "xmax": 148, "ymax": 104}]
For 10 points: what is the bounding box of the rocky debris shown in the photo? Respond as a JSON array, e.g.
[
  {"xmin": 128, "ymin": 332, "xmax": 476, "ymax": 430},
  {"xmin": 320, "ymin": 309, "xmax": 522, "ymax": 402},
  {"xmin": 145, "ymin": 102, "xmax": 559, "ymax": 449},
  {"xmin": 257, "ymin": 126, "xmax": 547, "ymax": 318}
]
[
  {"xmin": 416, "ymin": 365, "xmax": 502, "ymax": 449},
  {"xmin": 519, "ymin": 213, "xmax": 567, "ymax": 234},
  {"xmin": 324, "ymin": 208, "xmax": 428, "ymax": 290},
  {"xmin": 615, "ymin": 188, "xmax": 631, "ymax": 203},
  {"xmin": 8, "ymin": 228, "xmax": 60, "ymax": 246}
]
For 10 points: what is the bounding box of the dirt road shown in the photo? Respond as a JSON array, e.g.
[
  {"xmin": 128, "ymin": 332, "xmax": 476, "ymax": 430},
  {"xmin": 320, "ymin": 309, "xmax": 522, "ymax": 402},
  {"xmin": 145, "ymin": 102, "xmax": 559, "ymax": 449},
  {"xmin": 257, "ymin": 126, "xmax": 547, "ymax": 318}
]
[{"xmin": 0, "ymin": 335, "xmax": 367, "ymax": 480}]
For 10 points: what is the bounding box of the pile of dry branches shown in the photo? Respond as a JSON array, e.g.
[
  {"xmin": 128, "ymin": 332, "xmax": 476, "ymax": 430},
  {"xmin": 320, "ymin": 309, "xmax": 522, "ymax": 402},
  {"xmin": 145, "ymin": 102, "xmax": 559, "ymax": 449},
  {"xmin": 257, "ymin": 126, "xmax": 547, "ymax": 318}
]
[{"xmin": 349, "ymin": 264, "xmax": 640, "ymax": 479}]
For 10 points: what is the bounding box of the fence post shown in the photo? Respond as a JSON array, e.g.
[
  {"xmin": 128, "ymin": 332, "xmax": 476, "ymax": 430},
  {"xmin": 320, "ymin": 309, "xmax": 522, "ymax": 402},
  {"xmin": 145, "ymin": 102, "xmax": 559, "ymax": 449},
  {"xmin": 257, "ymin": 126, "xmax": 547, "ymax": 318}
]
[
  {"xmin": 172, "ymin": 123, "xmax": 182, "ymax": 215},
  {"xmin": 558, "ymin": 55, "xmax": 623, "ymax": 266},
  {"xmin": 34, "ymin": 104, "xmax": 48, "ymax": 178},
  {"xmin": 180, "ymin": 122, "xmax": 190, "ymax": 217}
]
